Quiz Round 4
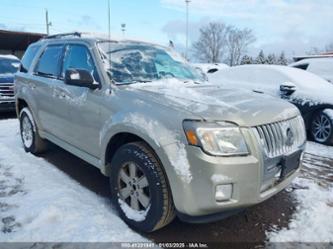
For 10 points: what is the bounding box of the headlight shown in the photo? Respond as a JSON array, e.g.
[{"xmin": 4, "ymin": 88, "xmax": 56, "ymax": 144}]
[{"xmin": 183, "ymin": 121, "xmax": 249, "ymax": 156}]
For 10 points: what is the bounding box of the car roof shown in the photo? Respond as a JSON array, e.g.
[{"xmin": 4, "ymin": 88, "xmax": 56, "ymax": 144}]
[{"xmin": 33, "ymin": 32, "xmax": 164, "ymax": 49}]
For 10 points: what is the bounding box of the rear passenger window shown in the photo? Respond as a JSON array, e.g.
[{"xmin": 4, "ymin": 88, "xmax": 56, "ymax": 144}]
[
  {"xmin": 35, "ymin": 45, "xmax": 64, "ymax": 78},
  {"xmin": 20, "ymin": 44, "xmax": 41, "ymax": 73},
  {"xmin": 62, "ymin": 45, "xmax": 99, "ymax": 82}
]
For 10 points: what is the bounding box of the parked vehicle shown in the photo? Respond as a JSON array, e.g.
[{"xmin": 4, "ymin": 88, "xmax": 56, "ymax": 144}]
[
  {"xmin": 0, "ymin": 55, "xmax": 20, "ymax": 112},
  {"xmin": 209, "ymin": 65, "xmax": 333, "ymax": 145},
  {"xmin": 290, "ymin": 57, "xmax": 333, "ymax": 83},
  {"xmin": 15, "ymin": 33, "xmax": 306, "ymax": 232}
]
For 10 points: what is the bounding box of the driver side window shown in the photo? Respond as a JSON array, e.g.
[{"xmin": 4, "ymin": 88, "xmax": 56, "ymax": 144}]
[{"xmin": 62, "ymin": 44, "xmax": 100, "ymax": 83}]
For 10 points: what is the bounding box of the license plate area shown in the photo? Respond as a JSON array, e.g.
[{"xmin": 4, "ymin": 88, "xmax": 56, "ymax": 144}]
[{"xmin": 280, "ymin": 151, "xmax": 302, "ymax": 179}]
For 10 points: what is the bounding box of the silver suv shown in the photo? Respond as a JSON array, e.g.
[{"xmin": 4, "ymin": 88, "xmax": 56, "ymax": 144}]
[{"xmin": 15, "ymin": 33, "xmax": 306, "ymax": 232}]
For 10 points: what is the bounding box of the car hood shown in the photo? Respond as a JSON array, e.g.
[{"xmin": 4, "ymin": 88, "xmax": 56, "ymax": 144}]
[
  {"xmin": 0, "ymin": 74, "xmax": 14, "ymax": 83},
  {"xmin": 125, "ymin": 79, "xmax": 299, "ymax": 127}
]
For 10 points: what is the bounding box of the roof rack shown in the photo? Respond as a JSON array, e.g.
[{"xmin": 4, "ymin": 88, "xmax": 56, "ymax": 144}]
[{"xmin": 43, "ymin": 32, "xmax": 82, "ymax": 40}]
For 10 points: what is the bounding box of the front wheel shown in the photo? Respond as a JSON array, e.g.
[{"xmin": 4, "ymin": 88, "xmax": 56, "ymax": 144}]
[
  {"xmin": 19, "ymin": 107, "xmax": 48, "ymax": 154},
  {"xmin": 110, "ymin": 142, "xmax": 175, "ymax": 232},
  {"xmin": 310, "ymin": 110, "xmax": 333, "ymax": 145}
]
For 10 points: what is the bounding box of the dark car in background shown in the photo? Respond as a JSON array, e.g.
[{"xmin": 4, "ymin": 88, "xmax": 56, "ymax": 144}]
[{"xmin": 0, "ymin": 55, "xmax": 20, "ymax": 112}]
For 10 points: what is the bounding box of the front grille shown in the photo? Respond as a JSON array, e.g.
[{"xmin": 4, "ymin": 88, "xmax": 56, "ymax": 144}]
[
  {"xmin": 253, "ymin": 116, "xmax": 306, "ymax": 158},
  {"xmin": 0, "ymin": 83, "xmax": 15, "ymax": 103}
]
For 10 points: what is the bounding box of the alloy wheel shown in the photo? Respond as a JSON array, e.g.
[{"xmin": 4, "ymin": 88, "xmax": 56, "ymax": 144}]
[
  {"xmin": 21, "ymin": 115, "xmax": 33, "ymax": 148},
  {"xmin": 118, "ymin": 162, "xmax": 151, "ymax": 212},
  {"xmin": 312, "ymin": 113, "xmax": 332, "ymax": 143}
]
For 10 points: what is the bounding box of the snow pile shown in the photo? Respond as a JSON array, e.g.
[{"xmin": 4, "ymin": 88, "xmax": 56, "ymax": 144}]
[
  {"xmin": 0, "ymin": 119, "xmax": 148, "ymax": 242},
  {"xmin": 118, "ymin": 199, "xmax": 150, "ymax": 222},
  {"xmin": 268, "ymin": 177, "xmax": 333, "ymax": 242}
]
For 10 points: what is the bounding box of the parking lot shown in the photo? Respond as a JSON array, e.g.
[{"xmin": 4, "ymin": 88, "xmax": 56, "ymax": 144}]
[{"xmin": 1, "ymin": 112, "xmax": 332, "ymax": 244}]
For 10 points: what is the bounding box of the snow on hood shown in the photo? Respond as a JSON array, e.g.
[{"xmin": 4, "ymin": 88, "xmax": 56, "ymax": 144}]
[{"xmin": 127, "ymin": 78, "xmax": 299, "ymax": 127}]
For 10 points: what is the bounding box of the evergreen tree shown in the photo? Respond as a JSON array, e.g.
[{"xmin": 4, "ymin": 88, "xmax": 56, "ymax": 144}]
[
  {"xmin": 267, "ymin": 54, "xmax": 277, "ymax": 64},
  {"xmin": 277, "ymin": 52, "xmax": 288, "ymax": 65},
  {"xmin": 240, "ymin": 55, "xmax": 253, "ymax": 65},
  {"xmin": 255, "ymin": 50, "xmax": 266, "ymax": 64}
]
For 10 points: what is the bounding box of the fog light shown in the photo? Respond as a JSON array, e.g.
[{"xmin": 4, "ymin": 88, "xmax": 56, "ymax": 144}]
[{"xmin": 215, "ymin": 184, "xmax": 232, "ymax": 202}]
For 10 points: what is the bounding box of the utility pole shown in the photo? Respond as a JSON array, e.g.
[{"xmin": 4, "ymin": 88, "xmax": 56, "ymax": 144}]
[
  {"xmin": 45, "ymin": 9, "xmax": 52, "ymax": 35},
  {"xmin": 108, "ymin": 0, "xmax": 111, "ymax": 40},
  {"xmin": 185, "ymin": 0, "xmax": 191, "ymax": 60}
]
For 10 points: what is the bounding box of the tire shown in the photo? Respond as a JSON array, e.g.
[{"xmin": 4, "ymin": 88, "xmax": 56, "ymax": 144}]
[
  {"xmin": 310, "ymin": 110, "xmax": 333, "ymax": 145},
  {"xmin": 19, "ymin": 107, "xmax": 48, "ymax": 154},
  {"xmin": 110, "ymin": 142, "xmax": 175, "ymax": 232}
]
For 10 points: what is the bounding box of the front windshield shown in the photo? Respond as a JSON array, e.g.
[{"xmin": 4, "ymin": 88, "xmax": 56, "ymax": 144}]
[
  {"xmin": 0, "ymin": 58, "xmax": 20, "ymax": 75},
  {"xmin": 98, "ymin": 42, "xmax": 205, "ymax": 85}
]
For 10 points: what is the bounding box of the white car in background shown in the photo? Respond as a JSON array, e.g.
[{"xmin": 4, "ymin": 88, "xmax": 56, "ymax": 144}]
[
  {"xmin": 193, "ymin": 63, "xmax": 229, "ymax": 74},
  {"xmin": 209, "ymin": 65, "xmax": 333, "ymax": 145},
  {"xmin": 290, "ymin": 57, "xmax": 333, "ymax": 83}
]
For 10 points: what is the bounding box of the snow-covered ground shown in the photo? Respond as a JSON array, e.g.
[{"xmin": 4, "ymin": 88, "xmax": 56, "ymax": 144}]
[
  {"xmin": 306, "ymin": 141, "xmax": 333, "ymax": 159},
  {"xmin": 0, "ymin": 118, "xmax": 332, "ymax": 243},
  {"xmin": 268, "ymin": 143, "xmax": 333, "ymax": 242},
  {"xmin": 0, "ymin": 119, "xmax": 149, "ymax": 242}
]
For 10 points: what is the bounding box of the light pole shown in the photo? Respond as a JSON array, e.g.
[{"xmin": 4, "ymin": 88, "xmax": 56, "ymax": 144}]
[
  {"xmin": 45, "ymin": 9, "xmax": 52, "ymax": 35},
  {"xmin": 185, "ymin": 0, "xmax": 191, "ymax": 60},
  {"xmin": 108, "ymin": 0, "xmax": 111, "ymax": 40}
]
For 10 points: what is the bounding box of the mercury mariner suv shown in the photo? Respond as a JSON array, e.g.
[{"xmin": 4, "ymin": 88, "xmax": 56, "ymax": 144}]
[{"xmin": 15, "ymin": 33, "xmax": 306, "ymax": 232}]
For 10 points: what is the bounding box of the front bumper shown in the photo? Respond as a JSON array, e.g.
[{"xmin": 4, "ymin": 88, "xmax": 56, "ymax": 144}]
[
  {"xmin": 0, "ymin": 101, "xmax": 15, "ymax": 112},
  {"xmin": 163, "ymin": 128, "xmax": 304, "ymax": 219}
]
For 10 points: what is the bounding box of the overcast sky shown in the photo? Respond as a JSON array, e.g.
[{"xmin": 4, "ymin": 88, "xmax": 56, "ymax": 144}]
[{"xmin": 1, "ymin": 0, "xmax": 332, "ymax": 59}]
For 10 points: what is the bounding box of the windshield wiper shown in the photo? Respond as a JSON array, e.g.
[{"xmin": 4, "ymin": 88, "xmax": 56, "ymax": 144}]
[{"xmin": 116, "ymin": 80, "xmax": 152, "ymax": 85}]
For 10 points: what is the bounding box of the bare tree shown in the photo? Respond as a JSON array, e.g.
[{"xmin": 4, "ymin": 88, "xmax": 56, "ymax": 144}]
[
  {"xmin": 226, "ymin": 28, "xmax": 256, "ymax": 66},
  {"xmin": 192, "ymin": 22, "xmax": 229, "ymax": 63},
  {"xmin": 325, "ymin": 43, "xmax": 333, "ymax": 52}
]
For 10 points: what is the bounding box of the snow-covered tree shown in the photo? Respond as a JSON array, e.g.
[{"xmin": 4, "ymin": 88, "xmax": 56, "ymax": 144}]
[
  {"xmin": 225, "ymin": 28, "xmax": 256, "ymax": 66},
  {"xmin": 277, "ymin": 52, "xmax": 288, "ymax": 65},
  {"xmin": 255, "ymin": 50, "xmax": 266, "ymax": 64},
  {"xmin": 266, "ymin": 54, "xmax": 277, "ymax": 64},
  {"xmin": 192, "ymin": 22, "xmax": 229, "ymax": 63},
  {"xmin": 240, "ymin": 55, "xmax": 254, "ymax": 65}
]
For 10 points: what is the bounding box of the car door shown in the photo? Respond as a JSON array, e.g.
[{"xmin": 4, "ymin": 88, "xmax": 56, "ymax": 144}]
[
  {"xmin": 59, "ymin": 43, "xmax": 103, "ymax": 158},
  {"xmin": 32, "ymin": 44, "xmax": 73, "ymax": 141}
]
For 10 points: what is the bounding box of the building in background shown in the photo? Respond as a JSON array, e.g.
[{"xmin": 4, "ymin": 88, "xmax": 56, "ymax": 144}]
[{"xmin": 0, "ymin": 30, "xmax": 45, "ymax": 58}]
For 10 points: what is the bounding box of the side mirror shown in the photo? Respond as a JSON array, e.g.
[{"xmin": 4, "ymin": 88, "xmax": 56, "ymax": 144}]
[
  {"xmin": 65, "ymin": 69, "xmax": 99, "ymax": 90},
  {"xmin": 280, "ymin": 82, "xmax": 296, "ymax": 97}
]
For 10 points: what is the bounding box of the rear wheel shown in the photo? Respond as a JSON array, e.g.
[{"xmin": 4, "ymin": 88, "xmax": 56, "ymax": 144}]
[
  {"xmin": 110, "ymin": 142, "xmax": 175, "ymax": 232},
  {"xmin": 19, "ymin": 108, "xmax": 48, "ymax": 154},
  {"xmin": 310, "ymin": 110, "xmax": 333, "ymax": 145}
]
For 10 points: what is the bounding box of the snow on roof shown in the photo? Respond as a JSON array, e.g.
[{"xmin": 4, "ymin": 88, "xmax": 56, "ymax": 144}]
[
  {"xmin": 211, "ymin": 64, "xmax": 333, "ymax": 105},
  {"xmin": 0, "ymin": 54, "xmax": 20, "ymax": 61},
  {"xmin": 293, "ymin": 54, "xmax": 333, "ymax": 62}
]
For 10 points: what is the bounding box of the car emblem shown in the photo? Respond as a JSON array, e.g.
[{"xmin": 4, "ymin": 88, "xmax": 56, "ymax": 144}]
[{"xmin": 285, "ymin": 127, "xmax": 295, "ymax": 146}]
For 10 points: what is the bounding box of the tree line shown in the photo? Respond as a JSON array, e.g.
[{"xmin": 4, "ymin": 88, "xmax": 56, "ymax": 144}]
[{"xmin": 191, "ymin": 22, "xmax": 288, "ymax": 66}]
